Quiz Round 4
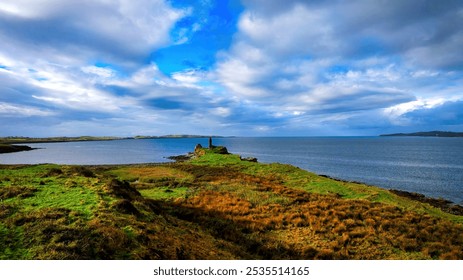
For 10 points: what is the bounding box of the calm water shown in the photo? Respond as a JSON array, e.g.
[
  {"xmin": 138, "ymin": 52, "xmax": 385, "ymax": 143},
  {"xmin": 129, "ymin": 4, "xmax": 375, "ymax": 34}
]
[{"xmin": 1, "ymin": 137, "xmax": 462, "ymax": 204}]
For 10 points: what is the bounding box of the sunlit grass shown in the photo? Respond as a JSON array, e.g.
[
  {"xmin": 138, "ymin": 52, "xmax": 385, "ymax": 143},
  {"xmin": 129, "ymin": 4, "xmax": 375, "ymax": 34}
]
[
  {"xmin": 139, "ymin": 186, "xmax": 189, "ymax": 200},
  {"xmin": 110, "ymin": 166, "xmax": 193, "ymax": 182}
]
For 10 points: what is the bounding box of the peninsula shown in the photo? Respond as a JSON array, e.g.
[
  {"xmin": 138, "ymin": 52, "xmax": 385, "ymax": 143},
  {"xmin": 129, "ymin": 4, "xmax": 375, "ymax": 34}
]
[{"xmin": 0, "ymin": 143, "xmax": 35, "ymax": 154}]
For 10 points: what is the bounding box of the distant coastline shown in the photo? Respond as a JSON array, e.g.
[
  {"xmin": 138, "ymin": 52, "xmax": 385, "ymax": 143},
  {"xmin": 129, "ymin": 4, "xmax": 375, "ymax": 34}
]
[
  {"xmin": 0, "ymin": 135, "xmax": 229, "ymax": 145},
  {"xmin": 0, "ymin": 135, "xmax": 230, "ymax": 154},
  {"xmin": 380, "ymin": 131, "xmax": 463, "ymax": 137}
]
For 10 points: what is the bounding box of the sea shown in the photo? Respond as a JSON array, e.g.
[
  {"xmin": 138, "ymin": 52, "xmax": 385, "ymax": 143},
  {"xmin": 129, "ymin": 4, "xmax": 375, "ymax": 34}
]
[{"xmin": 1, "ymin": 137, "xmax": 462, "ymax": 205}]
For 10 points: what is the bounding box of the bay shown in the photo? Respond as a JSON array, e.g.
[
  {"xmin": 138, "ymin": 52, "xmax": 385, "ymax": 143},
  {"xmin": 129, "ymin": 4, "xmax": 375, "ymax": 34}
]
[{"xmin": 1, "ymin": 137, "xmax": 462, "ymax": 204}]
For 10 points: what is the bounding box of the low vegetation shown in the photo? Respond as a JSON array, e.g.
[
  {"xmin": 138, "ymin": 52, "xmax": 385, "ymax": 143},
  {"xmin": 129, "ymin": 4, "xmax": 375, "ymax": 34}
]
[{"xmin": 1, "ymin": 147, "xmax": 462, "ymax": 259}]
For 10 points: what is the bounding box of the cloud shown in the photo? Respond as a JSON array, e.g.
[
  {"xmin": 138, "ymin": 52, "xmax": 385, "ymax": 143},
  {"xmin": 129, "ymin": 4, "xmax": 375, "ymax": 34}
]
[
  {"xmin": 404, "ymin": 100, "xmax": 463, "ymax": 126},
  {"xmin": 0, "ymin": 102, "xmax": 54, "ymax": 117},
  {"xmin": 212, "ymin": 0, "xmax": 463, "ymax": 134},
  {"xmin": 0, "ymin": 0, "xmax": 185, "ymax": 65},
  {"xmin": 0, "ymin": 0, "xmax": 215, "ymax": 136},
  {"xmin": 1, "ymin": 0, "xmax": 463, "ymax": 137}
]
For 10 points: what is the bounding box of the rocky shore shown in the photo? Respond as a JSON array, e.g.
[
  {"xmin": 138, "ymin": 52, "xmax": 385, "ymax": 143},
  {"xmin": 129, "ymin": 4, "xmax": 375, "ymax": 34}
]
[{"xmin": 390, "ymin": 189, "xmax": 463, "ymax": 216}]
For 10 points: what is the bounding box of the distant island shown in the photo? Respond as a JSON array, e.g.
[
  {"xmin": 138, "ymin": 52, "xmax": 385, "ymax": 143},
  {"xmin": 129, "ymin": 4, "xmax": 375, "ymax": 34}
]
[{"xmin": 380, "ymin": 131, "xmax": 463, "ymax": 137}]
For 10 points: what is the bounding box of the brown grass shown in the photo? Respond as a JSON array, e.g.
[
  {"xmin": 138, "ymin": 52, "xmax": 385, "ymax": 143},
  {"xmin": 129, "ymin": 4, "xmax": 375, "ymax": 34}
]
[
  {"xmin": 156, "ymin": 163, "xmax": 463, "ymax": 259},
  {"xmin": 2, "ymin": 161, "xmax": 463, "ymax": 260}
]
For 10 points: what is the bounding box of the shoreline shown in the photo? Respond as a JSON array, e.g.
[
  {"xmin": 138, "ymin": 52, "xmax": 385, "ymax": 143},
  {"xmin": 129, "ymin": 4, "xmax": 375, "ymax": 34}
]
[
  {"xmin": 1, "ymin": 151, "xmax": 462, "ymax": 212},
  {"xmin": 1, "ymin": 146, "xmax": 463, "ymax": 259},
  {"xmin": 316, "ymin": 173, "xmax": 463, "ymax": 213},
  {"xmin": 2, "ymin": 143, "xmax": 462, "ymax": 211}
]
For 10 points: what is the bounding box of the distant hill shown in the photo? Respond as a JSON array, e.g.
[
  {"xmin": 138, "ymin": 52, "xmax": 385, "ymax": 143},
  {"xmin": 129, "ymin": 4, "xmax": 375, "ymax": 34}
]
[
  {"xmin": 133, "ymin": 135, "xmax": 228, "ymax": 139},
  {"xmin": 380, "ymin": 131, "xmax": 463, "ymax": 137}
]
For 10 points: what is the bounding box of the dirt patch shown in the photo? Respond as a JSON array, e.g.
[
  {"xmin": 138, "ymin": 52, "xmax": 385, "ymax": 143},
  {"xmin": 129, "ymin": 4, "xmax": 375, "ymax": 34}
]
[
  {"xmin": 67, "ymin": 166, "xmax": 95, "ymax": 178},
  {"xmin": 112, "ymin": 199, "xmax": 140, "ymax": 216},
  {"xmin": 0, "ymin": 186, "xmax": 37, "ymax": 200},
  {"xmin": 104, "ymin": 179, "xmax": 141, "ymax": 200}
]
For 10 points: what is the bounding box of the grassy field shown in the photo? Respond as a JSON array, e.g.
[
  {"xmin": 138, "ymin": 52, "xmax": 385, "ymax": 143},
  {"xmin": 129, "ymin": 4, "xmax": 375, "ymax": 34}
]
[{"xmin": 1, "ymin": 147, "xmax": 462, "ymax": 259}]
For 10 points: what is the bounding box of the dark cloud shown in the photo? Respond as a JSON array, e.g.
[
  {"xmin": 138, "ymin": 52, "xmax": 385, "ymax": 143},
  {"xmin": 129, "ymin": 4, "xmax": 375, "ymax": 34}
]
[
  {"xmin": 333, "ymin": 0, "xmax": 463, "ymax": 68},
  {"xmin": 214, "ymin": 0, "xmax": 463, "ymax": 135},
  {"xmin": 311, "ymin": 89, "xmax": 416, "ymax": 114},
  {"xmin": 404, "ymin": 100, "xmax": 463, "ymax": 125}
]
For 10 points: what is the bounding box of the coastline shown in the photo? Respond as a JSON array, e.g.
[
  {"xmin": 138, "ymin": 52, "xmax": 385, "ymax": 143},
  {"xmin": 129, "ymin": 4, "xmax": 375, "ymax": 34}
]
[
  {"xmin": 0, "ymin": 144, "xmax": 36, "ymax": 154},
  {"xmin": 1, "ymin": 146, "xmax": 463, "ymax": 259},
  {"xmin": 316, "ymin": 173, "xmax": 463, "ymax": 214}
]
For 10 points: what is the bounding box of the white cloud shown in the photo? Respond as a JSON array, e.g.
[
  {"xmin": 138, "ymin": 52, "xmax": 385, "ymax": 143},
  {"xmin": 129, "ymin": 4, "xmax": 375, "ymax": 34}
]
[
  {"xmin": 0, "ymin": 102, "xmax": 54, "ymax": 117},
  {"xmin": 0, "ymin": 0, "xmax": 186, "ymax": 67},
  {"xmin": 238, "ymin": 4, "xmax": 336, "ymax": 57},
  {"xmin": 81, "ymin": 66, "xmax": 116, "ymax": 79},
  {"xmin": 210, "ymin": 107, "xmax": 231, "ymax": 117}
]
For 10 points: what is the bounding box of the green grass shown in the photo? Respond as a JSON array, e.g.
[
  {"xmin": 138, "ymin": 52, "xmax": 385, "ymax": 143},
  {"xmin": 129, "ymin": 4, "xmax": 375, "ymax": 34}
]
[
  {"xmin": 1, "ymin": 165, "xmax": 102, "ymax": 218},
  {"xmin": 139, "ymin": 186, "xmax": 189, "ymax": 200},
  {"xmin": 191, "ymin": 150, "xmax": 244, "ymax": 166}
]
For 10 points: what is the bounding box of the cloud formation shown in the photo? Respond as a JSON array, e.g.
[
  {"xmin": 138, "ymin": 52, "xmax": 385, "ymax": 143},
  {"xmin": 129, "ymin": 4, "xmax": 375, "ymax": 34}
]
[
  {"xmin": 215, "ymin": 0, "xmax": 463, "ymax": 134},
  {"xmin": 0, "ymin": 0, "xmax": 462, "ymax": 136}
]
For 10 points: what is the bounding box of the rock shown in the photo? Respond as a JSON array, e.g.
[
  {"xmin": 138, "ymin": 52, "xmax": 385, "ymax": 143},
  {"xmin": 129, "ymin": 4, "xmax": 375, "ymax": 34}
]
[
  {"xmin": 241, "ymin": 156, "xmax": 258, "ymax": 162},
  {"xmin": 210, "ymin": 146, "xmax": 228, "ymax": 154},
  {"xmin": 166, "ymin": 153, "xmax": 194, "ymax": 162},
  {"xmin": 167, "ymin": 143, "xmax": 229, "ymax": 162},
  {"xmin": 194, "ymin": 144, "xmax": 206, "ymax": 157}
]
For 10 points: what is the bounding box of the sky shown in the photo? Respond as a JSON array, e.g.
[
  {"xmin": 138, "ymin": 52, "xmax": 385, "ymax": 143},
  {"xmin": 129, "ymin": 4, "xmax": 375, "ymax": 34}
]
[{"xmin": 1, "ymin": 0, "xmax": 462, "ymax": 137}]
